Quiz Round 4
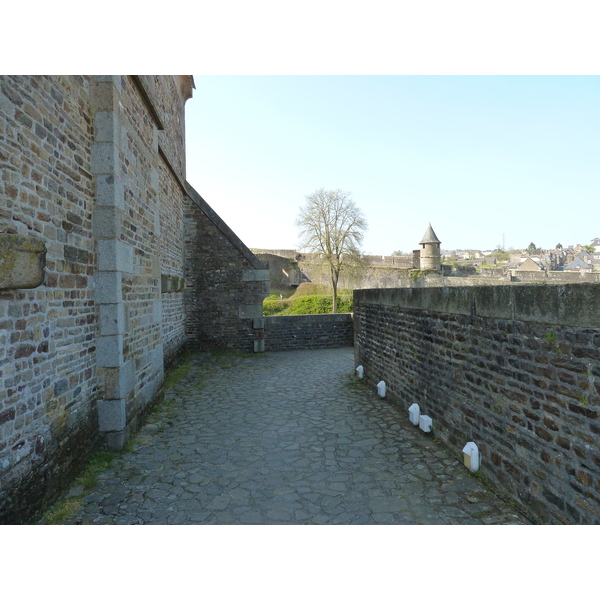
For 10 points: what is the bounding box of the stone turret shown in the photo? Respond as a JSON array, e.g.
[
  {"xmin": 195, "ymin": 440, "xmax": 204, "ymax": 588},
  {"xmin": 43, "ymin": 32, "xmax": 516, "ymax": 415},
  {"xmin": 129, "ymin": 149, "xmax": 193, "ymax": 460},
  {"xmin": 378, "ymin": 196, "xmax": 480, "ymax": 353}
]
[{"xmin": 419, "ymin": 223, "xmax": 441, "ymax": 271}]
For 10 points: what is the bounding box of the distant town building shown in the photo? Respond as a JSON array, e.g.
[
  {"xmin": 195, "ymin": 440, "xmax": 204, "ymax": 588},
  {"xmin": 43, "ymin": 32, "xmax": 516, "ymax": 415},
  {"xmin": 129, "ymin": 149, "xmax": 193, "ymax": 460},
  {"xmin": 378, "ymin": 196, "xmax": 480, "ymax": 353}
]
[
  {"xmin": 517, "ymin": 257, "xmax": 545, "ymax": 271},
  {"xmin": 564, "ymin": 256, "xmax": 593, "ymax": 271}
]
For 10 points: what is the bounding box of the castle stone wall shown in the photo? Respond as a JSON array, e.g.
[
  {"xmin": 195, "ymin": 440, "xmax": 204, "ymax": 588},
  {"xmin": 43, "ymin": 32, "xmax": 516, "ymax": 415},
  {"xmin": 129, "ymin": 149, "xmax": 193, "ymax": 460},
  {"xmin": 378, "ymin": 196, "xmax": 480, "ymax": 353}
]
[
  {"xmin": 0, "ymin": 75, "xmax": 266, "ymax": 523},
  {"xmin": 354, "ymin": 284, "xmax": 600, "ymax": 524},
  {"xmin": 264, "ymin": 314, "xmax": 354, "ymax": 352},
  {"xmin": 1, "ymin": 76, "xmax": 98, "ymax": 524},
  {"xmin": 184, "ymin": 186, "xmax": 270, "ymax": 352}
]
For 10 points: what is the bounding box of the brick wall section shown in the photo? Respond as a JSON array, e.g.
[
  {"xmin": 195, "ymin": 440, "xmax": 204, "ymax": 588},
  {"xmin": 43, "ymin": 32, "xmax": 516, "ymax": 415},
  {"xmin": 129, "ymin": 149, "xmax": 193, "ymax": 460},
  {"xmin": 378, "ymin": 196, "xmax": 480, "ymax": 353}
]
[
  {"xmin": 1, "ymin": 76, "xmax": 98, "ymax": 523},
  {"xmin": 0, "ymin": 75, "xmax": 197, "ymax": 523},
  {"xmin": 158, "ymin": 159, "xmax": 186, "ymax": 368},
  {"xmin": 354, "ymin": 284, "xmax": 600, "ymax": 524},
  {"xmin": 113, "ymin": 76, "xmax": 164, "ymax": 434},
  {"xmin": 264, "ymin": 314, "xmax": 354, "ymax": 351},
  {"xmin": 184, "ymin": 185, "xmax": 270, "ymax": 352}
]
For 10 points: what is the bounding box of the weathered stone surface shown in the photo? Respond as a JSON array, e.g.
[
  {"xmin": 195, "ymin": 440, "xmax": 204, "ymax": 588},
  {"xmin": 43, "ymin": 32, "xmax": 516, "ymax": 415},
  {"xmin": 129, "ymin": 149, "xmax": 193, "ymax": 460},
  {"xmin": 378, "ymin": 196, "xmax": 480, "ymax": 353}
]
[
  {"xmin": 59, "ymin": 349, "xmax": 530, "ymax": 525},
  {"xmin": 265, "ymin": 314, "xmax": 354, "ymax": 351},
  {"xmin": 0, "ymin": 234, "xmax": 46, "ymax": 289},
  {"xmin": 184, "ymin": 185, "xmax": 270, "ymax": 352},
  {"xmin": 0, "ymin": 75, "xmax": 269, "ymax": 524},
  {"xmin": 355, "ymin": 284, "xmax": 600, "ymax": 525}
]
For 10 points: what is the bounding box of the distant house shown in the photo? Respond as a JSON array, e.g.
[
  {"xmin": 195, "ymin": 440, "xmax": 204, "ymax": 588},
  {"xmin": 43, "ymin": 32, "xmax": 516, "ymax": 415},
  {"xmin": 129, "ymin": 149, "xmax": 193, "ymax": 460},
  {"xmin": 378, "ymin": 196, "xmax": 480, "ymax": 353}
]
[
  {"xmin": 564, "ymin": 256, "xmax": 593, "ymax": 271},
  {"xmin": 517, "ymin": 257, "xmax": 544, "ymax": 271}
]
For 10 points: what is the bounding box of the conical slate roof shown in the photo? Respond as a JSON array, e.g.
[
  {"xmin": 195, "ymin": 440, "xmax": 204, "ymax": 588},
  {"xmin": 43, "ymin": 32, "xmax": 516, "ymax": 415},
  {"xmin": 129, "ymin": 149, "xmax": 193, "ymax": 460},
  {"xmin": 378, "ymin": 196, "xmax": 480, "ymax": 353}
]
[{"xmin": 420, "ymin": 223, "xmax": 441, "ymax": 244}]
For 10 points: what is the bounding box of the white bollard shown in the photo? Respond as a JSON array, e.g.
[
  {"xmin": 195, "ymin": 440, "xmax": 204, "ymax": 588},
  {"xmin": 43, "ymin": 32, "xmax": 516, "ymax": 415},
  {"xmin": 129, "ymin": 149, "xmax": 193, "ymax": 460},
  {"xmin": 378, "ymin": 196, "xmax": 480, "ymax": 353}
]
[
  {"xmin": 419, "ymin": 415, "xmax": 433, "ymax": 433},
  {"xmin": 408, "ymin": 403, "xmax": 420, "ymax": 426},
  {"xmin": 377, "ymin": 381, "xmax": 386, "ymax": 397},
  {"xmin": 462, "ymin": 442, "xmax": 480, "ymax": 472}
]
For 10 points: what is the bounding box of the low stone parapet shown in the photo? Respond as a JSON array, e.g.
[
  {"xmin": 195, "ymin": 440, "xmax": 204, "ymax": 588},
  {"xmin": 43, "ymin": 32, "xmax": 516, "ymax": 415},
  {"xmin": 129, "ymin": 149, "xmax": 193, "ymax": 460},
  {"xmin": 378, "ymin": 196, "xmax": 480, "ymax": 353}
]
[
  {"xmin": 265, "ymin": 313, "xmax": 354, "ymax": 351},
  {"xmin": 354, "ymin": 283, "xmax": 600, "ymax": 524}
]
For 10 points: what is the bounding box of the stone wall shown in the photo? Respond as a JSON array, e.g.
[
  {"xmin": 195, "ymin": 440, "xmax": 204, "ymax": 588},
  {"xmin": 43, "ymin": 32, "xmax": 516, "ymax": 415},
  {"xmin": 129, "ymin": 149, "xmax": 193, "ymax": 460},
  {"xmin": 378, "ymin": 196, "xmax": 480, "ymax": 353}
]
[
  {"xmin": 255, "ymin": 253, "xmax": 309, "ymax": 290},
  {"xmin": 354, "ymin": 284, "xmax": 600, "ymax": 524},
  {"xmin": 264, "ymin": 314, "xmax": 354, "ymax": 352},
  {"xmin": 184, "ymin": 185, "xmax": 270, "ymax": 353},
  {"xmin": 515, "ymin": 270, "xmax": 600, "ymax": 283},
  {"xmin": 1, "ymin": 76, "xmax": 98, "ymax": 524},
  {"xmin": 0, "ymin": 75, "xmax": 266, "ymax": 523}
]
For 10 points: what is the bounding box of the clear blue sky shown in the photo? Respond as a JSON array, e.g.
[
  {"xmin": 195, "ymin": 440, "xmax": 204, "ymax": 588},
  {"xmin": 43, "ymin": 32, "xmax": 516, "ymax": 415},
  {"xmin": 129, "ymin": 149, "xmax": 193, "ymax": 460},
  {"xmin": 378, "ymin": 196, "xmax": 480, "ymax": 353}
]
[{"xmin": 185, "ymin": 76, "xmax": 599, "ymax": 255}]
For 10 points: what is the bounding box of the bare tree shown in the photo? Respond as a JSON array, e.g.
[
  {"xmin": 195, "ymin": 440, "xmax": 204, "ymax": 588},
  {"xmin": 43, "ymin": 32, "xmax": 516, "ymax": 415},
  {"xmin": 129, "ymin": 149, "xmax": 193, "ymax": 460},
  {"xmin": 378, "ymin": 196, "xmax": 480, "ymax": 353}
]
[{"xmin": 296, "ymin": 188, "xmax": 367, "ymax": 313}]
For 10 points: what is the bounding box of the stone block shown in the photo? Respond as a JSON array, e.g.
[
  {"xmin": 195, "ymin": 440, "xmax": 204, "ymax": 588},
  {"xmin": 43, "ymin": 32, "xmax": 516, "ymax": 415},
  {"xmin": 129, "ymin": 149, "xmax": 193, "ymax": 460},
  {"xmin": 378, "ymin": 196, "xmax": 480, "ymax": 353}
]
[
  {"xmin": 99, "ymin": 303, "xmax": 125, "ymax": 336},
  {"xmin": 153, "ymin": 299, "xmax": 163, "ymax": 324},
  {"xmin": 96, "ymin": 175, "xmax": 125, "ymax": 210},
  {"xmin": 92, "ymin": 206, "xmax": 122, "ymax": 239},
  {"xmin": 94, "ymin": 271, "xmax": 123, "ymax": 304},
  {"xmin": 103, "ymin": 361, "xmax": 135, "ymax": 400},
  {"xmin": 97, "ymin": 398, "xmax": 126, "ymax": 432},
  {"xmin": 152, "ymin": 255, "xmax": 161, "ymax": 278},
  {"xmin": 91, "ymin": 142, "xmax": 119, "ymax": 175},
  {"xmin": 243, "ymin": 269, "xmax": 270, "ymax": 282},
  {"xmin": 239, "ymin": 304, "xmax": 263, "ymax": 319},
  {"xmin": 253, "ymin": 318, "xmax": 265, "ymax": 329},
  {"xmin": 93, "ymin": 76, "xmax": 122, "ymax": 90},
  {"xmin": 89, "ymin": 78, "xmax": 120, "ymax": 112},
  {"xmin": 94, "ymin": 111, "xmax": 120, "ymax": 144},
  {"xmin": 105, "ymin": 430, "xmax": 126, "ymax": 450},
  {"xmin": 150, "ymin": 343, "xmax": 164, "ymax": 375},
  {"xmin": 161, "ymin": 274, "xmax": 172, "ymax": 293},
  {"xmin": 254, "ymin": 339, "xmax": 265, "ymax": 353},
  {"xmin": 97, "ymin": 239, "xmax": 133, "ymax": 273},
  {"xmin": 0, "ymin": 234, "xmax": 46, "ymax": 290},
  {"xmin": 96, "ymin": 334, "xmax": 124, "ymax": 368},
  {"xmin": 150, "ymin": 167, "xmax": 159, "ymax": 191}
]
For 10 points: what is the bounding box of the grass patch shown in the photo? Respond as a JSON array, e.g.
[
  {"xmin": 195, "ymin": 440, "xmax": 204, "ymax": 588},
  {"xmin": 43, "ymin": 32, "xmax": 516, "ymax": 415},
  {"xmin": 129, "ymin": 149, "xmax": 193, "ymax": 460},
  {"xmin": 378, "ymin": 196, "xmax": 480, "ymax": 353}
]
[
  {"xmin": 40, "ymin": 352, "xmax": 200, "ymax": 524},
  {"xmin": 40, "ymin": 449, "xmax": 119, "ymax": 524},
  {"xmin": 264, "ymin": 293, "xmax": 353, "ymax": 316},
  {"xmin": 42, "ymin": 498, "xmax": 82, "ymax": 525},
  {"xmin": 164, "ymin": 359, "xmax": 193, "ymax": 388},
  {"xmin": 290, "ymin": 283, "xmax": 331, "ymax": 298},
  {"xmin": 263, "ymin": 282, "xmax": 353, "ymax": 316},
  {"xmin": 344, "ymin": 372, "xmax": 371, "ymax": 393},
  {"xmin": 75, "ymin": 450, "xmax": 116, "ymax": 488}
]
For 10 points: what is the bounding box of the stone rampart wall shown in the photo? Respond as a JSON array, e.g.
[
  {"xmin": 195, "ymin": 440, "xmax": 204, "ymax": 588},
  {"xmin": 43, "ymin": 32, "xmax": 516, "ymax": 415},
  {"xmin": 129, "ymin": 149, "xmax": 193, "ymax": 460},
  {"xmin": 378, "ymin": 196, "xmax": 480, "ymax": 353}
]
[
  {"xmin": 264, "ymin": 314, "xmax": 354, "ymax": 352},
  {"xmin": 1, "ymin": 76, "xmax": 98, "ymax": 523},
  {"xmin": 0, "ymin": 75, "xmax": 265, "ymax": 523},
  {"xmin": 158, "ymin": 159, "xmax": 187, "ymax": 368},
  {"xmin": 517, "ymin": 270, "xmax": 600, "ymax": 283},
  {"xmin": 184, "ymin": 186, "xmax": 270, "ymax": 352},
  {"xmin": 354, "ymin": 284, "xmax": 600, "ymax": 524}
]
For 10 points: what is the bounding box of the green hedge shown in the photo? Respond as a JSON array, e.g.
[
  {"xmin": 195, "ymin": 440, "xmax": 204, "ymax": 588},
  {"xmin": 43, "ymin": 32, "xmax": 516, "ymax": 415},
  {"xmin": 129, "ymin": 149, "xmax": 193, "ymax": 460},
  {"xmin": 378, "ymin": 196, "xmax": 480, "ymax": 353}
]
[{"xmin": 263, "ymin": 294, "xmax": 353, "ymax": 316}]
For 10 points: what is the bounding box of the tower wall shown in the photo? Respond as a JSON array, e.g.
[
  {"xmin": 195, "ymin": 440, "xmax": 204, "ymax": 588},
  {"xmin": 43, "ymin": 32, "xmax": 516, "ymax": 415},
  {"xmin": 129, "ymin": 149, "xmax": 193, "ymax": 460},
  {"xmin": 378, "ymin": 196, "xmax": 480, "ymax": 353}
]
[{"xmin": 420, "ymin": 243, "xmax": 441, "ymax": 271}]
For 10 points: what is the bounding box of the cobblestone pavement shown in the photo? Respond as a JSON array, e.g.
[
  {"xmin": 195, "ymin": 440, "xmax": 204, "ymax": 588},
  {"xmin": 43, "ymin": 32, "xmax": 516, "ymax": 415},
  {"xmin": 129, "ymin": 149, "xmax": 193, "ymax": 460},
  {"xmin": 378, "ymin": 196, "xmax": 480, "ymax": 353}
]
[{"xmin": 65, "ymin": 348, "xmax": 531, "ymax": 525}]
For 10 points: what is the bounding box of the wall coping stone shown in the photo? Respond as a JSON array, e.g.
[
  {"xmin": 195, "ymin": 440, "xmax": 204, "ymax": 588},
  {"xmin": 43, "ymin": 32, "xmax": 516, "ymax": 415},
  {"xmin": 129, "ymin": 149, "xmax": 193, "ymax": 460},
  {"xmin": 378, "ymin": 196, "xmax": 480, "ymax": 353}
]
[
  {"xmin": 354, "ymin": 283, "xmax": 600, "ymax": 328},
  {"xmin": 185, "ymin": 183, "xmax": 267, "ymax": 271},
  {"xmin": 265, "ymin": 313, "xmax": 353, "ymax": 326}
]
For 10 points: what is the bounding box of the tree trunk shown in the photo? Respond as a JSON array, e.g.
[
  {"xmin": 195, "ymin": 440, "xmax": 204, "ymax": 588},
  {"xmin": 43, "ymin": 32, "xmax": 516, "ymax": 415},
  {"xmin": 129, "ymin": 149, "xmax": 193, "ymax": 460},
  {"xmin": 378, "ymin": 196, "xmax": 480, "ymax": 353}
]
[
  {"xmin": 331, "ymin": 267, "xmax": 339, "ymax": 314},
  {"xmin": 332, "ymin": 285, "xmax": 338, "ymax": 314}
]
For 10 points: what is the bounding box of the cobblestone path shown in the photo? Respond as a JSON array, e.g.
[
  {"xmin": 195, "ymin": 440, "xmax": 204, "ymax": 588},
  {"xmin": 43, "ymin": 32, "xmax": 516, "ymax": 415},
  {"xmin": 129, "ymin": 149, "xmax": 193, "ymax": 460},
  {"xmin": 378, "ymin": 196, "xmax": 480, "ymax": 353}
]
[{"xmin": 66, "ymin": 348, "xmax": 530, "ymax": 525}]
